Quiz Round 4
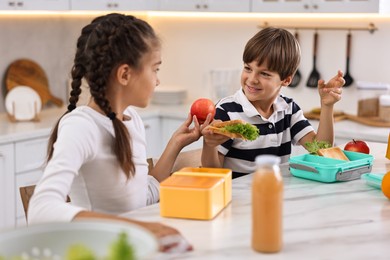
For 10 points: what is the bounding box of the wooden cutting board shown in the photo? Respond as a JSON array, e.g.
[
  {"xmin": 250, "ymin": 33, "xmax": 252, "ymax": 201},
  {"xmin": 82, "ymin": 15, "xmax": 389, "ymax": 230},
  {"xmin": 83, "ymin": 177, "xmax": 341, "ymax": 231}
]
[
  {"xmin": 304, "ymin": 111, "xmax": 348, "ymax": 122},
  {"xmin": 345, "ymin": 114, "xmax": 390, "ymax": 127},
  {"xmin": 305, "ymin": 110, "xmax": 390, "ymax": 127},
  {"xmin": 5, "ymin": 59, "xmax": 63, "ymax": 107}
]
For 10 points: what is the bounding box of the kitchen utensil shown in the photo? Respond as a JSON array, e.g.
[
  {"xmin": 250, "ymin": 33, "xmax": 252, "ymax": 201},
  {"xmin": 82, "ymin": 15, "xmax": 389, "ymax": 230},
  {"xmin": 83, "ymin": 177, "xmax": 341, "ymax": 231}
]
[
  {"xmin": 5, "ymin": 59, "xmax": 63, "ymax": 107},
  {"xmin": 306, "ymin": 32, "xmax": 320, "ymax": 88},
  {"xmin": 289, "ymin": 32, "xmax": 302, "ymax": 88},
  {"xmin": 0, "ymin": 220, "xmax": 158, "ymax": 259},
  {"xmin": 5, "ymin": 86, "xmax": 42, "ymax": 121},
  {"xmin": 343, "ymin": 32, "xmax": 354, "ymax": 87}
]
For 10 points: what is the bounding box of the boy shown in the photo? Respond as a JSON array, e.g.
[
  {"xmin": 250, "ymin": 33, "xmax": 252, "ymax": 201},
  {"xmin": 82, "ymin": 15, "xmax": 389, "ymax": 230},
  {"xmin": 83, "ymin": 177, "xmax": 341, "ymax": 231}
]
[{"xmin": 201, "ymin": 27, "xmax": 345, "ymax": 178}]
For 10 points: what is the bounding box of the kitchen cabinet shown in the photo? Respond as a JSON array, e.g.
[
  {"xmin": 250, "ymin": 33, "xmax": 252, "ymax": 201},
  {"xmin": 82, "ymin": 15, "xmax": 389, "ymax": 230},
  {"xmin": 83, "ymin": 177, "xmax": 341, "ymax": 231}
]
[
  {"xmin": 159, "ymin": 0, "xmax": 251, "ymax": 12},
  {"xmin": 0, "ymin": 136, "xmax": 49, "ymax": 230},
  {"xmin": 251, "ymin": 0, "xmax": 383, "ymax": 13},
  {"xmin": 0, "ymin": 0, "xmax": 69, "ymax": 10},
  {"xmin": 143, "ymin": 117, "xmax": 162, "ymax": 158},
  {"xmin": 0, "ymin": 143, "xmax": 14, "ymax": 231},
  {"xmin": 14, "ymin": 137, "xmax": 48, "ymax": 227},
  {"xmin": 70, "ymin": 0, "xmax": 158, "ymax": 11}
]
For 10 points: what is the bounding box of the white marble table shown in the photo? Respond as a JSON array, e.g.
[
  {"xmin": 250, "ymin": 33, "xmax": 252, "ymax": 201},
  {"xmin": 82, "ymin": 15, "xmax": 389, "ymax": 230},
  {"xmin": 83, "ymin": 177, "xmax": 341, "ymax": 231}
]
[{"xmin": 123, "ymin": 142, "xmax": 390, "ymax": 259}]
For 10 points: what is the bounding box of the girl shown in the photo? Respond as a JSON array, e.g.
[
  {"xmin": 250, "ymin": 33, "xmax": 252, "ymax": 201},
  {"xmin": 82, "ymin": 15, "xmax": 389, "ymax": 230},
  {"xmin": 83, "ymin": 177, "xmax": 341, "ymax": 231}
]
[{"xmin": 28, "ymin": 13, "xmax": 198, "ymax": 252}]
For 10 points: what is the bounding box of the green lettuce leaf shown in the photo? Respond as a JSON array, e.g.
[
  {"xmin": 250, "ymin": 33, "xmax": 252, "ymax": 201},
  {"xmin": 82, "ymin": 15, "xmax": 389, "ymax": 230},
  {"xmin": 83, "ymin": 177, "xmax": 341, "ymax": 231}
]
[
  {"xmin": 223, "ymin": 123, "xmax": 260, "ymax": 141},
  {"xmin": 305, "ymin": 139, "xmax": 332, "ymax": 154}
]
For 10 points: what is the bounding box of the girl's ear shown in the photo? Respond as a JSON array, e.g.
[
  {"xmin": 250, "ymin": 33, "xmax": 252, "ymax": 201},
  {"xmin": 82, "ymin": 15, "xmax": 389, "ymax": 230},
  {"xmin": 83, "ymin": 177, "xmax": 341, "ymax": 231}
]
[
  {"xmin": 281, "ymin": 75, "xmax": 292, "ymax": 87},
  {"xmin": 116, "ymin": 64, "xmax": 132, "ymax": 85}
]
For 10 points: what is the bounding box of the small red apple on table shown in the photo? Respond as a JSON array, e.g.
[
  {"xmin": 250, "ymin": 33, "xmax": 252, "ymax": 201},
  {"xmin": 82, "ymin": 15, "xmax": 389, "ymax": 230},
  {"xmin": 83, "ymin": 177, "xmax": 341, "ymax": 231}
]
[
  {"xmin": 190, "ymin": 98, "xmax": 216, "ymax": 124},
  {"xmin": 344, "ymin": 139, "xmax": 370, "ymax": 154}
]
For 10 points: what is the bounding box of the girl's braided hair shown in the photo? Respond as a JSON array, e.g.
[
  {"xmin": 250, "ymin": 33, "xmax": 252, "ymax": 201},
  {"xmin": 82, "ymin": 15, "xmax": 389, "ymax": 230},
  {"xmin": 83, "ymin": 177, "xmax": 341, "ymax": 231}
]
[{"xmin": 47, "ymin": 13, "xmax": 160, "ymax": 178}]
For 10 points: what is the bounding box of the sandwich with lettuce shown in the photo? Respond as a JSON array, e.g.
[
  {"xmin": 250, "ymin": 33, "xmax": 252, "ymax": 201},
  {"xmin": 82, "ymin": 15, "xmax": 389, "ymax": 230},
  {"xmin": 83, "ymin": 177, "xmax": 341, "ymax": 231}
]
[{"xmin": 208, "ymin": 119, "xmax": 259, "ymax": 141}]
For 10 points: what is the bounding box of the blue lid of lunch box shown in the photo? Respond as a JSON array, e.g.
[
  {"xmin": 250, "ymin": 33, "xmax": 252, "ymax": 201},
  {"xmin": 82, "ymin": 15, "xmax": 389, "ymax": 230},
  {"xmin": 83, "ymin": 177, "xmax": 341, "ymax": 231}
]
[{"xmin": 289, "ymin": 150, "xmax": 374, "ymax": 183}]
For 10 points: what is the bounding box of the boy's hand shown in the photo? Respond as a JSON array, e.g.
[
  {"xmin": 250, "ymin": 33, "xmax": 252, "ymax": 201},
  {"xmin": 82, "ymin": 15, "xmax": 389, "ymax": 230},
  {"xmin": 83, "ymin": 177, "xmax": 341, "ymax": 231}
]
[
  {"xmin": 318, "ymin": 70, "xmax": 345, "ymax": 106},
  {"xmin": 201, "ymin": 120, "xmax": 231, "ymax": 147}
]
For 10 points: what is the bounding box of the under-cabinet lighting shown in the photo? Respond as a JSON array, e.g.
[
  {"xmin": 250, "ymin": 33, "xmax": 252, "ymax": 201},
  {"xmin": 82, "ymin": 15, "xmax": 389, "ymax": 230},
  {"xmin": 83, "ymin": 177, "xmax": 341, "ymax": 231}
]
[
  {"xmin": 146, "ymin": 11, "xmax": 388, "ymax": 20},
  {"xmin": 0, "ymin": 10, "xmax": 389, "ymax": 20}
]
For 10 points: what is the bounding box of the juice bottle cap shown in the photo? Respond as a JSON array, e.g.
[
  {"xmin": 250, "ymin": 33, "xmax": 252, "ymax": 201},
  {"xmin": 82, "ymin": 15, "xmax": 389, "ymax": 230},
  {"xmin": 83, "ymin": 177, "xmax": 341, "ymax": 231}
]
[{"xmin": 255, "ymin": 155, "xmax": 281, "ymax": 165}]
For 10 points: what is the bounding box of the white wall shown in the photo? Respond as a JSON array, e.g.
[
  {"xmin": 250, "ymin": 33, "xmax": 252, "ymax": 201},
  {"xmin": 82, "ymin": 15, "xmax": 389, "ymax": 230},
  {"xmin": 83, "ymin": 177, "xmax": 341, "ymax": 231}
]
[
  {"xmin": 148, "ymin": 14, "xmax": 390, "ymax": 114},
  {"xmin": 1, "ymin": 13, "xmax": 390, "ymax": 115}
]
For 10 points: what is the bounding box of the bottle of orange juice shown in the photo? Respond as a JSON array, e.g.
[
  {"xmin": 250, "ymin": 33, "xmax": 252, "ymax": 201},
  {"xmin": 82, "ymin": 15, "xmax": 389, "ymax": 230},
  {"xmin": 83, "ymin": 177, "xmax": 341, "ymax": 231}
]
[
  {"xmin": 252, "ymin": 155, "xmax": 283, "ymax": 253},
  {"xmin": 386, "ymin": 133, "xmax": 390, "ymax": 160}
]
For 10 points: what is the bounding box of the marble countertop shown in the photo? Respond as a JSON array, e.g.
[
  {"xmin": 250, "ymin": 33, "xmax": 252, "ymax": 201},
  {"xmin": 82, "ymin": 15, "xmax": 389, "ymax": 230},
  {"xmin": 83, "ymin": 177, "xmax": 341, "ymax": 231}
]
[
  {"xmin": 123, "ymin": 142, "xmax": 390, "ymax": 259},
  {"xmin": 0, "ymin": 104, "xmax": 389, "ymax": 144}
]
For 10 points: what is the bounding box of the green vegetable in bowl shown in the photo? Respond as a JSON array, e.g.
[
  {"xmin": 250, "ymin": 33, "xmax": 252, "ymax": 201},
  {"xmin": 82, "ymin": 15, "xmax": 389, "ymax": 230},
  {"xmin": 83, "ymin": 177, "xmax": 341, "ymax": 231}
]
[
  {"xmin": 65, "ymin": 232, "xmax": 135, "ymax": 260},
  {"xmin": 305, "ymin": 139, "xmax": 332, "ymax": 155},
  {"xmin": 66, "ymin": 244, "xmax": 95, "ymax": 260},
  {"xmin": 108, "ymin": 232, "xmax": 135, "ymax": 260}
]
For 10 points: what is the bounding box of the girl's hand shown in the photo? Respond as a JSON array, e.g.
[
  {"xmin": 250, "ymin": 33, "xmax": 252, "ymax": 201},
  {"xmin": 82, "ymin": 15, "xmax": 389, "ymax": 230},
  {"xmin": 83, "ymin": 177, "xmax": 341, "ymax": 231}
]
[
  {"xmin": 139, "ymin": 221, "xmax": 193, "ymax": 253},
  {"xmin": 171, "ymin": 112, "xmax": 213, "ymax": 148},
  {"xmin": 318, "ymin": 70, "xmax": 345, "ymax": 106}
]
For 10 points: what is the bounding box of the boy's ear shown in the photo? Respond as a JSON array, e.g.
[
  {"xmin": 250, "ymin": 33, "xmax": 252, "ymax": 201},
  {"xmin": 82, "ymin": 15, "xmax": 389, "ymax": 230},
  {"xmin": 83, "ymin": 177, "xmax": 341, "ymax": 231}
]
[
  {"xmin": 116, "ymin": 64, "xmax": 132, "ymax": 85},
  {"xmin": 281, "ymin": 75, "xmax": 293, "ymax": 87}
]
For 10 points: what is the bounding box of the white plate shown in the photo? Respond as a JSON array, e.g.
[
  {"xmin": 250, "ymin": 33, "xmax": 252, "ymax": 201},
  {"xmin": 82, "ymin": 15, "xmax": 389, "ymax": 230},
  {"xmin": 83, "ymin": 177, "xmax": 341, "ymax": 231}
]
[
  {"xmin": 0, "ymin": 220, "xmax": 158, "ymax": 259},
  {"xmin": 5, "ymin": 86, "xmax": 42, "ymax": 121},
  {"xmin": 152, "ymin": 87, "xmax": 187, "ymax": 105}
]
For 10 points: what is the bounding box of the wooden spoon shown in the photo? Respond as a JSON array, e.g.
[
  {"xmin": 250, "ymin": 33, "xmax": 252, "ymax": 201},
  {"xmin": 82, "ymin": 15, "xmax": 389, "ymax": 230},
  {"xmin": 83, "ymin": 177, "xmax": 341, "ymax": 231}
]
[{"xmin": 5, "ymin": 59, "xmax": 63, "ymax": 107}]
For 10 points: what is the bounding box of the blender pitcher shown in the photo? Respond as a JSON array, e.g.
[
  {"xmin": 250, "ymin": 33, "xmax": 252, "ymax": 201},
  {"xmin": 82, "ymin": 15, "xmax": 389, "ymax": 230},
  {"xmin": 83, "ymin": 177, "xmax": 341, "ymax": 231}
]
[{"xmin": 210, "ymin": 68, "xmax": 240, "ymax": 102}]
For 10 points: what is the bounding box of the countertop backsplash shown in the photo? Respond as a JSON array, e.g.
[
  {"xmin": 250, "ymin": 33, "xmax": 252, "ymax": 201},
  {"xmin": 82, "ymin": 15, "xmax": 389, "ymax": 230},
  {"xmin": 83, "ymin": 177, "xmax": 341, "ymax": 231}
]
[{"xmin": 1, "ymin": 14, "xmax": 390, "ymax": 116}]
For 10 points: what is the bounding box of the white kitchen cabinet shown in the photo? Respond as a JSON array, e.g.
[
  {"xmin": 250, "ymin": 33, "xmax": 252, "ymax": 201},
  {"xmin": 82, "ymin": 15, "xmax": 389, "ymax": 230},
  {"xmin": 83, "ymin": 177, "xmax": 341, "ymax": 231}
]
[
  {"xmin": 159, "ymin": 0, "xmax": 251, "ymax": 12},
  {"xmin": 70, "ymin": 0, "xmax": 158, "ymax": 11},
  {"xmin": 0, "ymin": 0, "xmax": 69, "ymax": 10},
  {"xmin": 0, "ymin": 143, "xmax": 15, "ymax": 231},
  {"xmin": 143, "ymin": 117, "xmax": 162, "ymax": 158},
  {"xmin": 251, "ymin": 0, "xmax": 385, "ymax": 13},
  {"xmin": 13, "ymin": 137, "xmax": 48, "ymax": 227},
  {"xmin": 161, "ymin": 117, "xmax": 203, "ymax": 152}
]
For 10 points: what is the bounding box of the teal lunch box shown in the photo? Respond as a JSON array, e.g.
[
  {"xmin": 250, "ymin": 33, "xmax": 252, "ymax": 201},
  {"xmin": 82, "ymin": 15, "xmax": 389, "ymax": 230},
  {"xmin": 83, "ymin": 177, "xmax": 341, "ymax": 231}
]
[
  {"xmin": 289, "ymin": 150, "xmax": 374, "ymax": 183},
  {"xmin": 361, "ymin": 173, "xmax": 385, "ymax": 189}
]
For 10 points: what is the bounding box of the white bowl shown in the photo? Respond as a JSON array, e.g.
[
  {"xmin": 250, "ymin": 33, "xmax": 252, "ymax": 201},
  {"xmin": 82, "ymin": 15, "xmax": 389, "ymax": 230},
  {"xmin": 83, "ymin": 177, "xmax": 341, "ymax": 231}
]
[{"xmin": 0, "ymin": 220, "xmax": 158, "ymax": 259}]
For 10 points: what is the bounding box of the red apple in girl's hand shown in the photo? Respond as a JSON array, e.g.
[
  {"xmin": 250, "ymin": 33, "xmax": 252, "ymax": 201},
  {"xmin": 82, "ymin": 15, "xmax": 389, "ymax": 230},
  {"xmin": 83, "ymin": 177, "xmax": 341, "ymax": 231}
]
[
  {"xmin": 344, "ymin": 139, "xmax": 370, "ymax": 154},
  {"xmin": 190, "ymin": 98, "xmax": 216, "ymax": 124}
]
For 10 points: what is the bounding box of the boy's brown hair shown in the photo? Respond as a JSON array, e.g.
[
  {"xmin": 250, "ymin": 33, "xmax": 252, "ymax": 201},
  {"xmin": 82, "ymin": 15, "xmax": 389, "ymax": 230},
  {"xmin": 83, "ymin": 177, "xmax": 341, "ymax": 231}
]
[{"xmin": 243, "ymin": 27, "xmax": 301, "ymax": 81}]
